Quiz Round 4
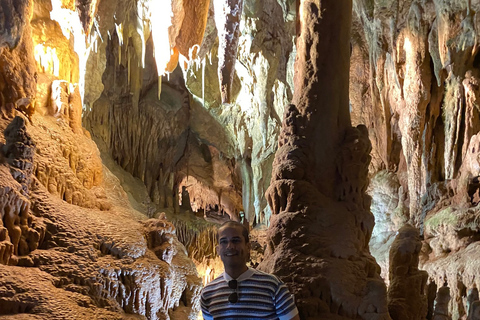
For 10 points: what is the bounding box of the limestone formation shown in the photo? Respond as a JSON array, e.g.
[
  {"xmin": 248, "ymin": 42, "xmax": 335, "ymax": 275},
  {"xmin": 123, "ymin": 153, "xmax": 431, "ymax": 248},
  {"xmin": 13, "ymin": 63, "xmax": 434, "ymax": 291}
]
[
  {"xmin": 213, "ymin": 0, "xmax": 244, "ymax": 104},
  {"xmin": 387, "ymin": 224, "xmax": 428, "ymax": 320},
  {"xmin": 0, "ymin": 114, "xmax": 201, "ymax": 319},
  {"xmin": 258, "ymin": 1, "xmax": 390, "ymax": 319},
  {"xmin": 82, "ymin": 0, "xmax": 295, "ymax": 226},
  {"xmin": 0, "ymin": 1, "xmax": 201, "ymax": 318},
  {"xmin": 0, "ymin": 0, "xmax": 30, "ymax": 49},
  {"xmin": 6, "ymin": 0, "xmax": 480, "ymax": 319},
  {"xmin": 433, "ymin": 286, "xmax": 451, "ymax": 320},
  {"xmin": 352, "ymin": 1, "xmax": 480, "ymax": 317}
]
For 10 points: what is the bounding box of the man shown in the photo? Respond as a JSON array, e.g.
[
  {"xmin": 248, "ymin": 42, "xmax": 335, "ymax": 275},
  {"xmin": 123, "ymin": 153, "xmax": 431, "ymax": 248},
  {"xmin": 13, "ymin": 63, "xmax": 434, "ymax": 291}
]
[{"xmin": 201, "ymin": 221, "xmax": 300, "ymax": 320}]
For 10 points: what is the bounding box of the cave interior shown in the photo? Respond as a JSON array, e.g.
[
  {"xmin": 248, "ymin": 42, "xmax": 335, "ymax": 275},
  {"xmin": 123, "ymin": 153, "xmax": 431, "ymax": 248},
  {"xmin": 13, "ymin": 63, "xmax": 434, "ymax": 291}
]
[{"xmin": 1, "ymin": 0, "xmax": 480, "ymax": 319}]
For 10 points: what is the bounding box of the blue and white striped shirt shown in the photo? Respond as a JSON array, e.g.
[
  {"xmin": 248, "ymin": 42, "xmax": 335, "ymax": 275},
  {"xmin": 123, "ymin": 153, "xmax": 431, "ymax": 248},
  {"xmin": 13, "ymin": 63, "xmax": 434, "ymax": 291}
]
[{"xmin": 201, "ymin": 268, "xmax": 299, "ymax": 320}]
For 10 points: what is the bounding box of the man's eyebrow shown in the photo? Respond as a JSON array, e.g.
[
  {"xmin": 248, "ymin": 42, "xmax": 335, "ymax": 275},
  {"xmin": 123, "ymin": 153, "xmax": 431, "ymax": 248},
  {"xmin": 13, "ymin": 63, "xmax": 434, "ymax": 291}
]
[{"xmin": 219, "ymin": 236, "xmax": 242, "ymax": 240}]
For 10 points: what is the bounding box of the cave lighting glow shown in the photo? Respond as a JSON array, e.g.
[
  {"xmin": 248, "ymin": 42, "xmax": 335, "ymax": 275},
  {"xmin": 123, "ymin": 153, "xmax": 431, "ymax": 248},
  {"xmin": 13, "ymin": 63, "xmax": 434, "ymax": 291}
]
[
  {"xmin": 34, "ymin": 44, "xmax": 60, "ymax": 77},
  {"xmin": 49, "ymin": 0, "xmax": 89, "ymax": 103},
  {"xmin": 150, "ymin": 1, "xmax": 173, "ymax": 76},
  {"xmin": 404, "ymin": 36, "xmax": 412, "ymax": 56}
]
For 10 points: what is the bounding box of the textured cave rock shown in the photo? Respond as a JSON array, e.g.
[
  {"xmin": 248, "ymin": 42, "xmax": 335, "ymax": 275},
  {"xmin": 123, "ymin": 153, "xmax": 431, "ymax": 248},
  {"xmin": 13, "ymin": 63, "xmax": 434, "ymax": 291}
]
[
  {"xmin": 387, "ymin": 224, "xmax": 428, "ymax": 320},
  {"xmin": 258, "ymin": 1, "xmax": 389, "ymax": 319},
  {"xmin": 175, "ymin": 0, "xmax": 211, "ymax": 59},
  {"xmin": 0, "ymin": 0, "xmax": 31, "ymax": 50},
  {"xmin": 0, "ymin": 114, "xmax": 202, "ymax": 319},
  {"xmin": 0, "ymin": 4, "xmax": 36, "ymax": 112},
  {"xmin": 182, "ymin": 0, "xmax": 296, "ymax": 224},
  {"xmin": 82, "ymin": 0, "xmax": 296, "ymax": 227},
  {"xmin": 351, "ymin": 0, "xmax": 480, "ymax": 318},
  {"xmin": 75, "ymin": 0, "xmax": 99, "ymax": 35},
  {"xmin": 0, "ymin": 117, "xmax": 44, "ymax": 264},
  {"xmin": 368, "ymin": 170, "xmax": 409, "ymax": 283},
  {"xmin": 9, "ymin": 0, "xmax": 480, "ymax": 319},
  {"xmin": 213, "ymin": 0, "xmax": 244, "ymax": 104},
  {"xmin": 432, "ymin": 286, "xmax": 451, "ymax": 320},
  {"xmin": 0, "ymin": 1, "xmax": 202, "ymax": 318}
]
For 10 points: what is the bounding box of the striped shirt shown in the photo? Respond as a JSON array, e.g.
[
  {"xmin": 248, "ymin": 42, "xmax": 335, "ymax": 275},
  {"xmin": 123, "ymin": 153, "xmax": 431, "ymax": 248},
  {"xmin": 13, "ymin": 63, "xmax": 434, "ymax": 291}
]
[{"xmin": 201, "ymin": 268, "xmax": 299, "ymax": 320}]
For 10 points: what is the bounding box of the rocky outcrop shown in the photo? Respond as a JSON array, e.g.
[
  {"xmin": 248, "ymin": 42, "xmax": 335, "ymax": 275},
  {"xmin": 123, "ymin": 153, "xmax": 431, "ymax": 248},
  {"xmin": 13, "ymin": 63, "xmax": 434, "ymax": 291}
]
[
  {"xmin": 0, "ymin": 117, "xmax": 45, "ymax": 265},
  {"xmin": 387, "ymin": 224, "xmax": 428, "ymax": 320},
  {"xmin": 0, "ymin": 113, "xmax": 202, "ymax": 319},
  {"xmin": 258, "ymin": 1, "xmax": 390, "ymax": 319}
]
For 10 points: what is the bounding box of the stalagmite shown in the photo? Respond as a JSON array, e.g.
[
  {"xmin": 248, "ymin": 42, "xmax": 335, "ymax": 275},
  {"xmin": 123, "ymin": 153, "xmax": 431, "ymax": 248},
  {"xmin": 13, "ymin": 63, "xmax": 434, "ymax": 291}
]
[
  {"xmin": 258, "ymin": 0, "xmax": 390, "ymax": 319},
  {"xmin": 388, "ymin": 224, "xmax": 428, "ymax": 320}
]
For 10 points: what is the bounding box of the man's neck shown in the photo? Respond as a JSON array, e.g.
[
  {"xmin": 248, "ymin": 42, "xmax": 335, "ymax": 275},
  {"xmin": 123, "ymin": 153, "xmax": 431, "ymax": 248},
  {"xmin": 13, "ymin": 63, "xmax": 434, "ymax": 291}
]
[{"xmin": 224, "ymin": 265, "xmax": 248, "ymax": 279}]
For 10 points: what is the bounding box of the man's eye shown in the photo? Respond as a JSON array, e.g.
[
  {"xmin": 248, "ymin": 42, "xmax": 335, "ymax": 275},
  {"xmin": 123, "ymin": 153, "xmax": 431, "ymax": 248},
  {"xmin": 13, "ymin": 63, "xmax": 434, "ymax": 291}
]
[
  {"xmin": 219, "ymin": 240, "xmax": 228, "ymax": 245},
  {"xmin": 232, "ymin": 239, "xmax": 241, "ymax": 243}
]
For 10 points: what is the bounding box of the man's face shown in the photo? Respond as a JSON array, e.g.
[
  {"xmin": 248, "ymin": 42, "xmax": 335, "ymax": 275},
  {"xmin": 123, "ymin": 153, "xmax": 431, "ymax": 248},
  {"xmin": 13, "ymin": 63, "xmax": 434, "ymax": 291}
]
[{"xmin": 217, "ymin": 225, "xmax": 251, "ymax": 269}]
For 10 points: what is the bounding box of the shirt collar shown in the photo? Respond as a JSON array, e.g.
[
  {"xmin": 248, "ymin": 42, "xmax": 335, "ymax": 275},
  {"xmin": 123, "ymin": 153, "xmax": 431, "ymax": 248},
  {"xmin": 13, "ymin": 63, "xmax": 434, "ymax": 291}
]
[{"xmin": 223, "ymin": 268, "xmax": 255, "ymax": 282}]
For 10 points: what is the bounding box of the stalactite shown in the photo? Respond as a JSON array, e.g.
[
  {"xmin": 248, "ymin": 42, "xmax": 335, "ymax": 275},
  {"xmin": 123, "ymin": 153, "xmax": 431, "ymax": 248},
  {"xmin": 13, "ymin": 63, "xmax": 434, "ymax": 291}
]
[{"xmin": 213, "ymin": 0, "xmax": 244, "ymax": 104}]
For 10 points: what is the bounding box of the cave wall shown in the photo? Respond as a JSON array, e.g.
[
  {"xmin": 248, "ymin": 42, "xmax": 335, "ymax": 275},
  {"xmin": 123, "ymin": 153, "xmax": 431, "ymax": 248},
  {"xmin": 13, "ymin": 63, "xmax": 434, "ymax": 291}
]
[
  {"xmin": 0, "ymin": 1, "xmax": 201, "ymax": 319},
  {"xmin": 5, "ymin": 0, "xmax": 480, "ymax": 319},
  {"xmin": 351, "ymin": 0, "xmax": 480, "ymax": 318}
]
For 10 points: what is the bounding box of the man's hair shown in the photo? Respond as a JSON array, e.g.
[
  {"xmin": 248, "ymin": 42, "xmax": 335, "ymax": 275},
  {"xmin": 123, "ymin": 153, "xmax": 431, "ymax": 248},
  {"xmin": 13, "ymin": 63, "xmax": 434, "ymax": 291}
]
[{"xmin": 218, "ymin": 220, "xmax": 250, "ymax": 243}]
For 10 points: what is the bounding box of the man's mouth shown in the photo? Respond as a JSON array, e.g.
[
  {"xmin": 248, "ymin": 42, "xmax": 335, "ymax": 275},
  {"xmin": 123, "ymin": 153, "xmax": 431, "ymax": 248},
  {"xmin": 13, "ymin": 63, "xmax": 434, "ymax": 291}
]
[{"xmin": 225, "ymin": 252, "xmax": 238, "ymax": 256}]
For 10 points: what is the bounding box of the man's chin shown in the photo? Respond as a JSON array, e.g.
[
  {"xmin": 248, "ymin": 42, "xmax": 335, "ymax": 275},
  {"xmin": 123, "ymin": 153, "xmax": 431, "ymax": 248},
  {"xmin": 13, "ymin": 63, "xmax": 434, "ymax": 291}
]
[{"xmin": 221, "ymin": 256, "xmax": 245, "ymax": 264}]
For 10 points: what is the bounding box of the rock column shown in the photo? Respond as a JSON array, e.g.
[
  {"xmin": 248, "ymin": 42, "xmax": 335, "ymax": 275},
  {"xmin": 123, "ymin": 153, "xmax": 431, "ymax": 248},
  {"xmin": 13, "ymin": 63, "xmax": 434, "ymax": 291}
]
[{"xmin": 258, "ymin": 1, "xmax": 390, "ymax": 319}]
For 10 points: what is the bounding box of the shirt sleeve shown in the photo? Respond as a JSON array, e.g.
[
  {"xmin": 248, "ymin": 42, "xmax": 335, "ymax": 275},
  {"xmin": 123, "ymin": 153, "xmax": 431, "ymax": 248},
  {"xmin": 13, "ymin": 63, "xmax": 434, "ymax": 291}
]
[
  {"xmin": 200, "ymin": 291, "xmax": 214, "ymax": 320},
  {"xmin": 275, "ymin": 282, "xmax": 299, "ymax": 320}
]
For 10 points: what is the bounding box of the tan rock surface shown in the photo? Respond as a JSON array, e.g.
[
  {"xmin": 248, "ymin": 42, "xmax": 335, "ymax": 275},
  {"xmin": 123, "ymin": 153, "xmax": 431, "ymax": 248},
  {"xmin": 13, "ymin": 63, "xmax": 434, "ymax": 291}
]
[
  {"xmin": 387, "ymin": 224, "xmax": 428, "ymax": 320},
  {"xmin": 0, "ymin": 113, "xmax": 202, "ymax": 319},
  {"xmin": 258, "ymin": 1, "xmax": 390, "ymax": 319}
]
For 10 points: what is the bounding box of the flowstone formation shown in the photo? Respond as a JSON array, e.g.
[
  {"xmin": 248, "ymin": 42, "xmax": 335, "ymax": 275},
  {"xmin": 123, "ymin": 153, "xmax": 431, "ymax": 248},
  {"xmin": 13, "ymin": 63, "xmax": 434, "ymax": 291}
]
[
  {"xmin": 258, "ymin": 1, "xmax": 390, "ymax": 319},
  {"xmin": 351, "ymin": 0, "xmax": 480, "ymax": 318}
]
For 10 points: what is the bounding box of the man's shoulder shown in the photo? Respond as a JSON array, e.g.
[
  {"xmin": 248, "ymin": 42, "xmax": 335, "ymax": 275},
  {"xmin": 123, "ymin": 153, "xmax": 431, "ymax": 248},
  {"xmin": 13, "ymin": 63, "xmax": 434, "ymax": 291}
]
[
  {"xmin": 203, "ymin": 274, "xmax": 225, "ymax": 290},
  {"xmin": 249, "ymin": 269, "xmax": 283, "ymax": 284}
]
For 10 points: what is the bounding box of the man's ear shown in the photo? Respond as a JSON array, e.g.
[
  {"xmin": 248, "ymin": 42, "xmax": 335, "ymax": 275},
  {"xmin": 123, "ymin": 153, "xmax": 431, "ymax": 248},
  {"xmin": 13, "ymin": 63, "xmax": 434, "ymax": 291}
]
[{"xmin": 216, "ymin": 244, "xmax": 220, "ymax": 256}]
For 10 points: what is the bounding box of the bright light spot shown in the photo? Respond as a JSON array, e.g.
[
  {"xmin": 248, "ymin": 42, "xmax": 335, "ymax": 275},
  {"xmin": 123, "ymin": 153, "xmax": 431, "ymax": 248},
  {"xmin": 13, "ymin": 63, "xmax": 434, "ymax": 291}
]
[
  {"xmin": 404, "ymin": 37, "xmax": 412, "ymax": 55},
  {"xmin": 50, "ymin": 0, "xmax": 88, "ymax": 103},
  {"xmin": 149, "ymin": 1, "xmax": 173, "ymax": 76},
  {"xmin": 34, "ymin": 44, "xmax": 60, "ymax": 77},
  {"xmin": 115, "ymin": 23, "xmax": 124, "ymax": 46}
]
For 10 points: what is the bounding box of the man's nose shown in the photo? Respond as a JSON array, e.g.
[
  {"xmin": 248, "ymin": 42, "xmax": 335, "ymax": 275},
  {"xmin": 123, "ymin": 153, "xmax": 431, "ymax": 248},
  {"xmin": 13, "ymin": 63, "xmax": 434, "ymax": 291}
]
[{"xmin": 226, "ymin": 241, "xmax": 235, "ymax": 248}]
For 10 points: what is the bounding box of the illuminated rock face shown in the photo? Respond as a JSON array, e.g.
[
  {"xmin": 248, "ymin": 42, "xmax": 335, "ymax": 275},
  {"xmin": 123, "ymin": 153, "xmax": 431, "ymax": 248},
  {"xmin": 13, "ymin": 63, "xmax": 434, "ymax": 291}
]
[
  {"xmin": 81, "ymin": 0, "xmax": 296, "ymax": 226},
  {"xmin": 6, "ymin": 0, "xmax": 480, "ymax": 319},
  {"xmin": 352, "ymin": 0, "xmax": 480, "ymax": 319}
]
